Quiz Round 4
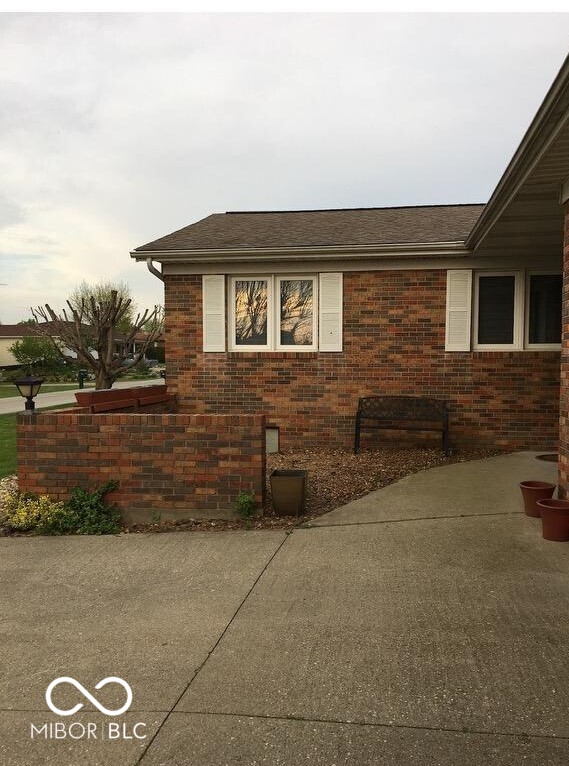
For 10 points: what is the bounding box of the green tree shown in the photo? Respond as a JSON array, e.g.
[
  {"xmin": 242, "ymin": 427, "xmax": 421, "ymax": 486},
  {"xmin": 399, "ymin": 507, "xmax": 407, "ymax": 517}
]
[
  {"xmin": 32, "ymin": 281, "xmax": 163, "ymax": 390},
  {"xmin": 69, "ymin": 281, "xmax": 136, "ymax": 335},
  {"xmin": 9, "ymin": 335, "xmax": 62, "ymax": 376}
]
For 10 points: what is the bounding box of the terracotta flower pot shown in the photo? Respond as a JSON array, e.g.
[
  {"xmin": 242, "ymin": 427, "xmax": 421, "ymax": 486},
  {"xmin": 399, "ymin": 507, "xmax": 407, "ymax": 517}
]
[
  {"xmin": 537, "ymin": 498, "xmax": 569, "ymax": 542},
  {"xmin": 519, "ymin": 481, "xmax": 556, "ymax": 517}
]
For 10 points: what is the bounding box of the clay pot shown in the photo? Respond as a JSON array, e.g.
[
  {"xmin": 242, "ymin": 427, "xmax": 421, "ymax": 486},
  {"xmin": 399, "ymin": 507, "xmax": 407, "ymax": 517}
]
[
  {"xmin": 537, "ymin": 499, "xmax": 569, "ymax": 542},
  {"xmin": 519, "ymin": 481, "xmax": 556, "ymax": 517}
]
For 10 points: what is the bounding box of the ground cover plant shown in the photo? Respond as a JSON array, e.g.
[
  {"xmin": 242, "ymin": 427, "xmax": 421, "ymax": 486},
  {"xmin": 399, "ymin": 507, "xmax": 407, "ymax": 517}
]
[{"xmin": 0, "ymin": 478, "xmax": 120, "ymax": 536}]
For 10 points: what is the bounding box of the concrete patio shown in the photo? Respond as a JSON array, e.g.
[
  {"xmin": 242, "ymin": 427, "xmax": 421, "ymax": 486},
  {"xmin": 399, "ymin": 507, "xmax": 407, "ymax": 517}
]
[{"xmin": 1, "ymin": 451, "xmax": 568, "ymax": 765}]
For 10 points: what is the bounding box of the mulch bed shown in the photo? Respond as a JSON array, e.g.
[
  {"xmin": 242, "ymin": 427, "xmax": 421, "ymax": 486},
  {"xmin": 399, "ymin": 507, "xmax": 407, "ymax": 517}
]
[{"xmin": 125, "ymin": 447, "xmax": 500, "ymax": 534}]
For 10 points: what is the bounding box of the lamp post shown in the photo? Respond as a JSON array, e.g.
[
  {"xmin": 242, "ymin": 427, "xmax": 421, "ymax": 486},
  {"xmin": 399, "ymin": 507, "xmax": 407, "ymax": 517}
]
[{"xmin": 13, "ymin": 377, "xmax": 44, "ymax": 412}]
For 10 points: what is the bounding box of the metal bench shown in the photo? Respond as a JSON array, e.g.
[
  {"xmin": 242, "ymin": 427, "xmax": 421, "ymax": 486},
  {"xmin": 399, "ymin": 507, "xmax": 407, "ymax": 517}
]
[{"xmin": 354, "ymin": 396, "xmax": 450, "ymax": 454}]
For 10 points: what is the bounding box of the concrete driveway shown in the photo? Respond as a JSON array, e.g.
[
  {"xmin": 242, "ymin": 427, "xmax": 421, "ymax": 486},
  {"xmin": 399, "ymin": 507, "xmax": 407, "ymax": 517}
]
[{"xmin": 1, "ymin": 451, "xmax": 568, "ymax": 765}]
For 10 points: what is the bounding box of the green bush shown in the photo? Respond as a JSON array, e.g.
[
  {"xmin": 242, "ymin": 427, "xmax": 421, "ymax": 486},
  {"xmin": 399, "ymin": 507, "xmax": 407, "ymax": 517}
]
[
  {"xmin": 38, "ymin": 481, "xmax": 121, "ymax": 535},
  {"xmin": 0, "ymin": 480, "xmax": 121, "ymax": 535}
]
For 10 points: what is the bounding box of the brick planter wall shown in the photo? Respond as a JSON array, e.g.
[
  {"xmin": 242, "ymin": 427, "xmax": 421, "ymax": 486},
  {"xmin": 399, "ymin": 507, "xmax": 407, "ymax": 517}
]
[
  {"xmin": 559, "ymin": 202, "xmax": 569, "ymax": 496},
  {"xmin": 165, "ymin": 271, "xmax": 560, "ymax": 451},
  {"xmin": 17, "ymin": 412, "xmax": 265, "ymax": 523}
]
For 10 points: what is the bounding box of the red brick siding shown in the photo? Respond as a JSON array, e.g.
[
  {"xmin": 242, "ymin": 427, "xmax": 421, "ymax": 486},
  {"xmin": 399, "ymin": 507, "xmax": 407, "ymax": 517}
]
[
  {"xmin": 17, "ymin": 413, "xmax": 265, "ymax": 522},
  {"xmin": 165, "ymin": 271, "xmax": 560, "ymax": 451},
  {"xmin": 559, "ymin": 202, "xmax": 569, "ymax": 495}
]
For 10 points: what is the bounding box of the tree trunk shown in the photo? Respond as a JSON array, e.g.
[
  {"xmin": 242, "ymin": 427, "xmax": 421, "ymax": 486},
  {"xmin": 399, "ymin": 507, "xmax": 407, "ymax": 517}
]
[{"xmin": 95, "ymin": 369, "xmax": 114, "ymax": 390}]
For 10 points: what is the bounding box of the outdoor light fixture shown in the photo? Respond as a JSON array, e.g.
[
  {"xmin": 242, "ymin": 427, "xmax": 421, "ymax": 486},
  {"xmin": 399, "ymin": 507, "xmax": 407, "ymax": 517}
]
[{"xmin": 13, "ymin": 376, "xmax": 44, "ymax": 411}]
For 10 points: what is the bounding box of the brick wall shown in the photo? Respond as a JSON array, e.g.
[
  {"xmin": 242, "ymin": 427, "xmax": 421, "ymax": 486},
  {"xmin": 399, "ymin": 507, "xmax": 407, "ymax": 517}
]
[
  {"xmin": 17, "ymin": 412, "xmax": 266, "ymax": 523},
  {"xmin": 165, "ymin": 271, "xmax": 560, "ymax": 451},
  {"xmin": 559, "ymin": 202, "xmax": 569, "ymax": 495}
]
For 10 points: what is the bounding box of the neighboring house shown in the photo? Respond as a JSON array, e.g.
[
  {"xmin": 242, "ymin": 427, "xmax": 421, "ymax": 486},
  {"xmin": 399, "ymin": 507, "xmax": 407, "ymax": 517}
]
[
  {"xmin": 0, "ymin": 323, "xmax": 76, "ymax": 368},
  {"xmin": 0, "ymin": 322, "xmax": 84, "ymax": 368},
  {"xmin": 114, "ymin": 331, "xmax": 165, "ymax": 362},
  {"xmin": 131, "ymin": 53, "xmax": 569, "ymax": 457}
]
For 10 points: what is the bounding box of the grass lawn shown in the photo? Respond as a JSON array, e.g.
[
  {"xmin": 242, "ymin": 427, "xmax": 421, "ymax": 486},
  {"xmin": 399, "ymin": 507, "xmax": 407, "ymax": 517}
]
[
  {"xmin": 0, "ymin": 414, "xmax": 17, "ymax": 478},
  {"xmin": 0, "ymin": 403, "xmax": 84, "ymax": 479}
]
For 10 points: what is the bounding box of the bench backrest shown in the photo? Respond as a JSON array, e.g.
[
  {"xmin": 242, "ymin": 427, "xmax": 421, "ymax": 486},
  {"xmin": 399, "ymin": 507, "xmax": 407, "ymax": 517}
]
[{"xmin": 357, "ymin": 396, "xmax": 447, "ymax": 421}]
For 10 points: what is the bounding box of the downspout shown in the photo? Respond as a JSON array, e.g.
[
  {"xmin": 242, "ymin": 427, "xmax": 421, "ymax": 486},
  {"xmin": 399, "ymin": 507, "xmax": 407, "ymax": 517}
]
[{"xmin": 146, "ymin": 258, "xmax": 164, "ymax": 281}]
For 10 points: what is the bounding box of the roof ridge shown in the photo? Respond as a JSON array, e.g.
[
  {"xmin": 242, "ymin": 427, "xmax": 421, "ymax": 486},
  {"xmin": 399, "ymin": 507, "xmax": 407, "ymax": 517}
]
[{"xmin": 224, "ymin": 203, "xmax": 486, "ymax": 215}]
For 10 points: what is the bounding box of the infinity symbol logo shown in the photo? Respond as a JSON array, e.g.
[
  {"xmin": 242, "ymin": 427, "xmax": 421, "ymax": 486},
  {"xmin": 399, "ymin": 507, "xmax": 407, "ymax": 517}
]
[{"xmin": 45, "ymin": 677, "xmax": 133, "ymax": 717}]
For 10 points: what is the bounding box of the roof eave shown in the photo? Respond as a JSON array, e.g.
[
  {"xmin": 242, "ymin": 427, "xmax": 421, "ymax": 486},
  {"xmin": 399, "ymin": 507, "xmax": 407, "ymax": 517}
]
[
  {"xmin": 466, "ymin": 53, "xmax": 569, "ymax": 250},
  {"xmin": 131, "ymin": 240, "xmax": 471, "ymax": 263}
]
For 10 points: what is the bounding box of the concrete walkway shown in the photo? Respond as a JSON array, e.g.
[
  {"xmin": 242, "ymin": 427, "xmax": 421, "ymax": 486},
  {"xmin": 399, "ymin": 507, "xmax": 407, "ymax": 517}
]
[
  {"xmin": 1, "ymin": 451, "xmax": 568, "ymax": 765},
  {"xmin": 0, "ymin": 378, "xmax": 163, "ymax": 415}
]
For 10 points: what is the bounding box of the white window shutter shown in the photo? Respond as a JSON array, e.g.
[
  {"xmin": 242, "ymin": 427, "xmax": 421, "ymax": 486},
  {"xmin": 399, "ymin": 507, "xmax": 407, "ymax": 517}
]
[
  {"xmin": 202, "ymin": 275, "xmax": 226, "ymax": 352},
  {"xmin": 445, "ymin": 270, "xmax": 472, "ymax": 351},
  {"xmin": 319, "ymin": 273, "xmax": 343, "ymax": 352}
]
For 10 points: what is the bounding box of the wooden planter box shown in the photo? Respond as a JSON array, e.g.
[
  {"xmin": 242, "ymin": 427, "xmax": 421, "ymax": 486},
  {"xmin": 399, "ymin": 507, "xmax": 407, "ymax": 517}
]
[{"xmin": 270, "ymin": 469, "xmax": 308, "ymax": 516}]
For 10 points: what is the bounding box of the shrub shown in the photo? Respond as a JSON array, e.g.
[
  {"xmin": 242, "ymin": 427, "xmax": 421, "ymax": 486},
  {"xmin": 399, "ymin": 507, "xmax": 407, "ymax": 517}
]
[
  {"xmin": 0, "ymin": 478, "xmax": 121, "ymax": 535},
  {"xmin": 1, "ymin": 491, "xmax": 65, "ymax": 532},
  {"xmin": 38, "ymin": 481, "xmax": 121, "ymax": 535}
]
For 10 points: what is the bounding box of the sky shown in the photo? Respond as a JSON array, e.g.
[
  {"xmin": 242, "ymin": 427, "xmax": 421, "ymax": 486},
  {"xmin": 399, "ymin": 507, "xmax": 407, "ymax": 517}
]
[{"xmin": 1, "ymin": 12, "xmax": 569, "ymax": 323}]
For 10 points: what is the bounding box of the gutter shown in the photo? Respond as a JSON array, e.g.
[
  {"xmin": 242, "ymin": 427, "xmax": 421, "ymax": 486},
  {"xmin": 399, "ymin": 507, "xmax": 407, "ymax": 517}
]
[
  {"xmin": 146, "ymin": 258, "xmax": 164, "ymax": 281},
  {"xmin": 131, "ymin": 241, "xmax": 471, "ymax": 264}
]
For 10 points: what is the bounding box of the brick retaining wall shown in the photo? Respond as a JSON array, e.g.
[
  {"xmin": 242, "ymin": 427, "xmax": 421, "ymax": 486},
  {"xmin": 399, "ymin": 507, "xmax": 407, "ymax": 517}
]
[{"xmin": 17, "ymin": 412, "xmax": 266, "ymax": 523}]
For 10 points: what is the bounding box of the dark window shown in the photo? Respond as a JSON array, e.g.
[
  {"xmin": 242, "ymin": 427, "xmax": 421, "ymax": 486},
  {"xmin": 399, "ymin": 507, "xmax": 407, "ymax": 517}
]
[
  {"xmin": 528, "ymin": 274, "xmax": 562, "ymax": 345},
  {"xmin": 477, "ymin": 275, "xmax": 515, "ymax": 345}
]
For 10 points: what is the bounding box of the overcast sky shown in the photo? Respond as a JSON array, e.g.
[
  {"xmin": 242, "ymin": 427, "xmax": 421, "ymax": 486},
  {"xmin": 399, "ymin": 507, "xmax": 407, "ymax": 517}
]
[{"xmin": 1, "ymin": 12, "xmax": 569, "ymax": 322}]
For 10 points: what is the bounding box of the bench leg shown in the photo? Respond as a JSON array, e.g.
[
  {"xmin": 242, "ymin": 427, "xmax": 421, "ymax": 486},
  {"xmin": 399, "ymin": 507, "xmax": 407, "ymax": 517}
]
[
  {"xmin": 354, "ymin": 417, "xmax": 361, "ymax": 454},
  {"xmin": 442, "ymin": 425, "xmax": 450, "ymax": 456}
]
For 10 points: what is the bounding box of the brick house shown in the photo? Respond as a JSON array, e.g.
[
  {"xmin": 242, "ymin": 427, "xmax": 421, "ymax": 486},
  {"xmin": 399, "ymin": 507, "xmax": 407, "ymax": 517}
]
[{"xmin": 132, "ymin": 54, "xmax": 569, "ymax": 464}]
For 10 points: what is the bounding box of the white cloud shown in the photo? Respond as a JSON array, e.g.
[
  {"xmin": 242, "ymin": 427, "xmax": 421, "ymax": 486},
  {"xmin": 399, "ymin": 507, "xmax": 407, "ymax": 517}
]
[{"xmin": 0, "ymin": 12, "xmax": 568, "ymax": 321}]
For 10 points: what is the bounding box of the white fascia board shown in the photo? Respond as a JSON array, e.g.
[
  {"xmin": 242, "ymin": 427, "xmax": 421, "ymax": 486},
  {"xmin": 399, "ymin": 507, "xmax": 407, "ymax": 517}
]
[
  {"xmin": 130, "ymin": 241, "xmax": 471, "ymax": 263},
  {"xmin": 162, "ymin": 252, "xmax": 562, "ymax": 276}
]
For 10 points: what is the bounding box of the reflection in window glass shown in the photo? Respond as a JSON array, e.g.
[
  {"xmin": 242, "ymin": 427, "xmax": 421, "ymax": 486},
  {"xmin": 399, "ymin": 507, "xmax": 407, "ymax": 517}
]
[
  {"xmin": 528, "ymin": 274, "xmax": 562, "ymax": 344},
  {"xmin": 280, "ymin": 279, "xmax": 313, "ymax": 346},
  {"xmin": 235, "ymin": 280, "xmax": 268, "ymax": 346}
]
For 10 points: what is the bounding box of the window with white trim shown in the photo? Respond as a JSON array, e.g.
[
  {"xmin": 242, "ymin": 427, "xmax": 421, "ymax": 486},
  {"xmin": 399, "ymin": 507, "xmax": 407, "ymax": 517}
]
[
  {"xmin": 203, "ymin": 273, "xmax": 342, "ymax": 352},
  {"xmin": 446, "ymin": 269, "xmax": 561, "ymax": 352},
  {"xmin": 276, "ymin": 277, "xmax": 318, "ymax": 350}
]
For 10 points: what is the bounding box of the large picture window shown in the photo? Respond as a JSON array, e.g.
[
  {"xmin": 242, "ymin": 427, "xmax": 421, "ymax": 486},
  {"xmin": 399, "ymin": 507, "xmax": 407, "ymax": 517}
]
[{"xmin": 229, "ymin": 275, "xmax": 318, "ymax": 351}]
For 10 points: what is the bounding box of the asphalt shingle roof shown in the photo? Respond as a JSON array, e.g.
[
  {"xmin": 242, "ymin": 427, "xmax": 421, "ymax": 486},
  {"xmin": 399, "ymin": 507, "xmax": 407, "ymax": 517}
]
[{"xmin": 134, "ymin": 204, "xmax": 485, "ymax": 253}]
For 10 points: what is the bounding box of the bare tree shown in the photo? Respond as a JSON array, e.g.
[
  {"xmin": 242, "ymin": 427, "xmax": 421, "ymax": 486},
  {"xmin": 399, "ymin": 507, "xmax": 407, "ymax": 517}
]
[{"xmin": 32, "ymin": 284, "xmax": 163, "ymax": 390}]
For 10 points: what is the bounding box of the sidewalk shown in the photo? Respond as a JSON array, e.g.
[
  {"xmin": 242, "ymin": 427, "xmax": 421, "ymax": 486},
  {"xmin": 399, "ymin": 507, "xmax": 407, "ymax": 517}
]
[
  {"xmin": 0, "ymin": 378, "xmax": 163, "ymax": 415},
  {"xmin": 1, "ymin": 451, "xmax": 567, "ymax": 765}
]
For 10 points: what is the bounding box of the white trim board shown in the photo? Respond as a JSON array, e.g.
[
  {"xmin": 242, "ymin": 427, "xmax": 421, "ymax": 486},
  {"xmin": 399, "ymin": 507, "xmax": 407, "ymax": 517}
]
[{"xmin": 164, "ymin": 254, "xmax": 562, "ymax": 276}]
